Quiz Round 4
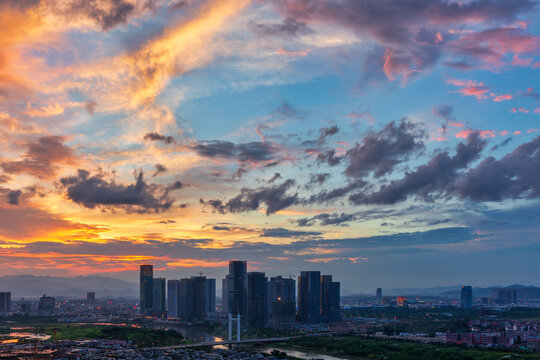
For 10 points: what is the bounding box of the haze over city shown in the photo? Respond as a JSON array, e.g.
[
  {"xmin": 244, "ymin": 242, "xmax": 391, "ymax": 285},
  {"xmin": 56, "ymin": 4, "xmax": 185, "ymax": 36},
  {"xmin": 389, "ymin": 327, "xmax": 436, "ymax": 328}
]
[{"xmin": 1, "ymin": 0, "xmax": 540, "ymax": 294}]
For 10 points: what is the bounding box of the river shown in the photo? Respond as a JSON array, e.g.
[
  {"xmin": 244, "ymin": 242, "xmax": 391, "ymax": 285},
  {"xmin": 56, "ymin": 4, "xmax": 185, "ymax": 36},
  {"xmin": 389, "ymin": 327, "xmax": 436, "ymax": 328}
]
[{"xmin": 150, "ymin": 322, "xmax": 350, "ymax": 360}]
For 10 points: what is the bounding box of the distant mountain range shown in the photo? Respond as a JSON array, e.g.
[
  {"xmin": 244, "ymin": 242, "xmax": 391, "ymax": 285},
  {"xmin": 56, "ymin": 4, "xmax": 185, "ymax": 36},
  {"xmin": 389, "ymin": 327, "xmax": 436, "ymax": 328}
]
[
  {"xmin": 0, "ymin": 275, "xmax": 138, "ymax": 299},
  {"xmin": 344, "ymin": 284, "xmax": 540, "ymax": 299},
  {"xmin": 1, "ymin": 275, "xmax": 538, "ymax": 300}
]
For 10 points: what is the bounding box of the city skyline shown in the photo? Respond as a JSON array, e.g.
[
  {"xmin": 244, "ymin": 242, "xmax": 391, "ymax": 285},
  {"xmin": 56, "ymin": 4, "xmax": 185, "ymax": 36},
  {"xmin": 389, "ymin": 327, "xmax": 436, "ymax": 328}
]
[{"xmin": 1, "ymin": 0, "xmax": 540, "ymax": 292}]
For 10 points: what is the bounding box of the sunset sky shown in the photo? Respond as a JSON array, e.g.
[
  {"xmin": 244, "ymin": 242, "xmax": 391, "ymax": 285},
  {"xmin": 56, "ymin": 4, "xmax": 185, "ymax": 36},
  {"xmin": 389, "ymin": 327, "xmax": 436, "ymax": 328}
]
[{"xmin": 1, "ymin": 0, "xmax": 540, "ymax": 292}]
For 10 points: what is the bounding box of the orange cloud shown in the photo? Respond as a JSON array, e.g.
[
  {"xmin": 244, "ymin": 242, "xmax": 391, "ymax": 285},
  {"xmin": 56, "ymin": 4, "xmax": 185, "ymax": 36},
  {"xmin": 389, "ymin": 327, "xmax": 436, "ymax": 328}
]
[
  {"xmin": 167, "ymin": 259, "xmax": 230, "ymax": 268},
  {"xmin": 493, "ymin": 94, "xmax": 512, "ymax": 102},
  {"xmin": 455, "ymin": 130, "xmax": 495, "ymax": 138}
]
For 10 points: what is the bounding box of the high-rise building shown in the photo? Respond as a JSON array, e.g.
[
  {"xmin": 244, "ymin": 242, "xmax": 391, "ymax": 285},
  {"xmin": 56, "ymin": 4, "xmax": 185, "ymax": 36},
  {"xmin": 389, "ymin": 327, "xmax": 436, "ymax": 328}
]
[
  {"xmin": 153, "ymin": 278, "xmax": 166, "ymax": 318},
  {"xmin": 298, "ymin": 271, "xmax": 321, "ymax": 323},
  {"xmin": 38, "ymin": 295, "xmax": 55, "ymax": 316},
  {"xmin": 247, "ymin": 272, "xmax": 268, "ymax": 328},
  {"xmin": 140, "ymin": 264, "xmax": 153, "ymax": 316},
  {"xmin": 20, "ymin": 301, "xmax": 31, "ymax": 315},
  {"xmin": 321, "ymin": 275, "xmax": 340, "ymax": 322},
  {"xmin": 0, "ymin": 292, "xmax": 11, "ymax": 313},
  {"xmin": 206, "ymin": 278, "xmax": 216, "ymax": 317},
  {"xmin": 461, "ymin": 286, "xmax": 473, "ymax": 309},
  {"xmin": 222, "ymin": 276, "xmax": 230, "ymax": 314},
  {"xmin": 178, "ymin": 278, "xmax": 194, "ymax": 320},
  {"xmin": 227, "ymin": 261, "xmax": 247, "ymax": 317},
  {"xmin": 174, "ymin": 276, "xmax": 209, "ymax": 321},
  {"xmin": 376, "ymin": 288, "xmax": 382, "ymax": 303},
  {"xmin": 268, "ymin": 276, "xmax": 296, "ymax": 330},
  {"xmin": 492, "ymin": 288, "xmax": 517, "ymax": 305},
  {"xmin": 86, "ymin": 291, "xmax": 96, "ymax": 305},
  {"xmin": 191, "ymin": 276, "xmax": 207, "ymax": 320},
  {"xmin": 167, "ymin": 280, "xmax": 180, "ymax": 319}
]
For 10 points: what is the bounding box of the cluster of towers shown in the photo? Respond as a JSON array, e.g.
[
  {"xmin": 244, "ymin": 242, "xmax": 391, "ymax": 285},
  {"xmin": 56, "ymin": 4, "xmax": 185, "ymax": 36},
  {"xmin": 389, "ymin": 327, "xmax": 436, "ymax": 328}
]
[{"xmin": 140, "ymin": 261, "xmax": 341, "ymax": 329}]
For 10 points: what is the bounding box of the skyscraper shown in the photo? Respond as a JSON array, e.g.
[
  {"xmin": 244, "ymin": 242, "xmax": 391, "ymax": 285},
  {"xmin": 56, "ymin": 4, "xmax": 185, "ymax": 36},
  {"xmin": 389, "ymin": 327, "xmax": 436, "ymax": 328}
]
[
  {"xmin": 174, "ymin": 276, "xmax": 209, "ymax": 321},
  {"xmin": 178, "ymin": 278, "xmax": 194, "ymax": 320},
  {"xmin": 222, "ymin": 276, "xmax": 230, "ymax": 314},
  {"xmin": 247, "ymin": 272, "xmax": 268, "ymax": 328},
  {"xmin": 298, "ymin": 271, "xmax": 321, "ymax": 323},
  {"xmin": 227, "ymin": 261, "xmax": 247, "ymax": 317},
  {"xmin": 191, "ymin": 275, "xmax": 207, "ymax": 320},
  {"xmin": 38, "ymin": 295, "xmax": 55, "ymax": 316},
  {"xmin": 167, "ymin": 280, "xmax": 180, "ymax": 319},
  {"xmin": 0, "ymin": 292, "xmax": 11, "ymax": 313},
  {"xmin": 321, "ymin": 275, "xmax": 341, "ymax": 322},
  {"xmin": 268, "ymin": 276, "xmax": 296, "ymax": 330},
  {"xmin": 140, "ymin": 264, "xmax": 153, "ymax": 316},
  {"xmin": 86, "ymin": 291, "xmax": 96, "ymax": 305},
  {"xmin": 492, "ymin": 288, "xmax": 517, "ymax": 305},
  {"xmin": 153, "ymin": 278, "xmax": 166, "ymax": 318},
  {"xmin": 461, "ymin": 286, "xmax": 473, "ymax": 309},
  {"xmin": 206, "ymin": 278, "xmax": 216, "ymax": 317},
  {"xmin": 376, "ymin": 288, "xmax": 382, "ymax": 304}
]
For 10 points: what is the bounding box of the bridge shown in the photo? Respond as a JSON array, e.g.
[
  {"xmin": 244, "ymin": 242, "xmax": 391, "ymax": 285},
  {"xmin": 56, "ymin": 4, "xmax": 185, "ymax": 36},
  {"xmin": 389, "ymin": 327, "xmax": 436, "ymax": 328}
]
[{"xmin": 151, "ymin": 336, "xmax": 296, "ymax": 350}]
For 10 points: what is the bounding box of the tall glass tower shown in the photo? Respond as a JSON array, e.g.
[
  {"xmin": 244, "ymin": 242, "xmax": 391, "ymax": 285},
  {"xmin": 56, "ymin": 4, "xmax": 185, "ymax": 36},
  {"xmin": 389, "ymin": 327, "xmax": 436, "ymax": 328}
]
[{"xmin": 140, "ymin": 264, "xmax": 153, "ymax": 315}]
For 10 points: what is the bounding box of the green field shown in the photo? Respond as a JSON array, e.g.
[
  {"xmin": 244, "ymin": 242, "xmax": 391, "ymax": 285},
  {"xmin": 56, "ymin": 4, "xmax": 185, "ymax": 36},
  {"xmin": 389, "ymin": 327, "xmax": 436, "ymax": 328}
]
[
  {"xmin": 280, "ymin": 335, "xmax": 540, "ymax": 360},
  {"xmin": 0, "ymin": 323, "xmax": 187, "ymax": 348},
  {"xmin": 48, "ymin": 324, "xmax": 186, "ymax": 347}
]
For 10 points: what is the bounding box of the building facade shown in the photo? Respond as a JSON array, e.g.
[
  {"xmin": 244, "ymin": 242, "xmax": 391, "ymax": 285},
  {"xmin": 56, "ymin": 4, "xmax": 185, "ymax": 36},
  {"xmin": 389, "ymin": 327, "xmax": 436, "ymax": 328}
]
[
  {"xmin": 461, "ymin": 286, "xmax": 473, "ymax": 309},
  {"xmin": 247, "ymin": 272, "xmax": 268, "ymax": 328},
  {"xmin": 268, "ymin": 276, "xmax": 296, "ymax": 330},
  {"xmin": 206, "ymin": 278, "xmax": 216, "ymax": 317},
  {"xmin": 86, "ymin": 291, "xmax": 96, "ymax": 305},
  {"xmin": 191, "ymin": 276, "xmax": 207, "ymax": 320},
  {"xmin": 139, "ymin": 264, "xmax": 153, "ymax": 316},
  {"xmin": 38, "ymin": 295, "xmax": 55, "ymax": 316},
  {"xmin": 0, "ymin": 292, "xmax": 11, "ymax": 313},
  {"xmin": 321, "ymin": 275, "xmax": 341, "ymax": 322},
  {"xmin": 153, "ymin": 278, "xmax": 166, "ymax": 318},
  {"xmin": 376, "ymin": 288, "xmax": 382, "ymax": 304},
  {"xmin": 167, "ymin": 280, "xmax": 180, "ymax": 319},
  {"xmin": 227, "ymin": 261, "xmax": 248, "ymax": 317},
  {"xmin": 298, "ymin": 271, "xmax": 321, "ymax": 323}
]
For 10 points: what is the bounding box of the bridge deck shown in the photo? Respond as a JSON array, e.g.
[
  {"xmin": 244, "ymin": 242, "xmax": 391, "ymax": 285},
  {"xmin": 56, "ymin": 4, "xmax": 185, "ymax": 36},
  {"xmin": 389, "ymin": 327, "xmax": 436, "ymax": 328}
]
[{"xmin": 152, "ymin": 336, "xmax": 294, "ymax": 350}]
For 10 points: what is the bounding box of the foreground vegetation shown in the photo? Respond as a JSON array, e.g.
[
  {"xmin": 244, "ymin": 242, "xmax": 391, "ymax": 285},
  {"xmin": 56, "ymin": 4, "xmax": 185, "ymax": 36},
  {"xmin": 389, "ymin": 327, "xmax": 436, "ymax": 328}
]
[
  {"xmin": 281, "ymin": 335, "xmax": 540, "ymax": 360},
  {"xmin": 46, "ymin": 324, "xmax": 186, "ymax": 348}
]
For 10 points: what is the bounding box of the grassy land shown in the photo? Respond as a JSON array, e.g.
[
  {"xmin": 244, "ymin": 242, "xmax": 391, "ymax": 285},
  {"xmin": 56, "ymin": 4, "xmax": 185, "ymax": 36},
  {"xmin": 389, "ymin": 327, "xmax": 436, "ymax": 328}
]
[
  {"xmin": 279, "ymin": 335, "xmax": 540, "ymax": 360},
  {"xmin": 43, "ymin": 324, "xmax": 187, "ymax": 348}
]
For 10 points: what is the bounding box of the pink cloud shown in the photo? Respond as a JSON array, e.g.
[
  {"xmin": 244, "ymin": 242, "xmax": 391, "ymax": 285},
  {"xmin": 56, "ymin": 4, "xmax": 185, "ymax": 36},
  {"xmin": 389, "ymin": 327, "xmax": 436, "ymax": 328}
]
[
  {"xmin": 448, "ymin": 122, "xmax": 464, "ymax": 127},
  {"xmin": 446, "ymin": 79, "xmax": 489, "ymax": 100},
  {"xmin": 382, "ymin": 48, "xmax": 418, "ymax": 84},
  {"xmin": 500, "ymin": 130, "xmax": 508, "ymax": 136},
  {"xmin": 455, "ymin": 130, "xmax": 495, "ymax": 139},
  {"xmin": 512, "ymin": 54, "xmax": 533, "ymax": 66},
  {"xmin": 493, "ymin": 94, "xmax": 513, "ymax": 102},
  {"xmin": 514, "ymin": 131, "xmax": 521, "ymax": 135},
  {"xmin": 276, "ymin": 48, "xmax": 311, "ymax": 57},
  {"xmin": 347, "ymin": 110, "xmax": 376, "ymax": 124},
  {"xmin": 450, "ymin": 28, "xmax": 540, "ymax": 69},
  {"xmin": 534, "ymin": 108, "xmax": 540, "ymax": 114},
  {"xmin": 528, "ymin": 128, "xmax": 539, "ymax": 133},
  {"xmin": 510, "ymin": 107, "xmax": 529, "ymax": 114}
]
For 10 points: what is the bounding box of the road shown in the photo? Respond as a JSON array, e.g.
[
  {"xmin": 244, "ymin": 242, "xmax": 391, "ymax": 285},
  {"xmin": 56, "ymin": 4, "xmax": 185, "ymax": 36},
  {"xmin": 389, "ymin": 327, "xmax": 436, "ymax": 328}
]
[{"xmin": 151, "ymin": 336, "xmax": 296, "ymax": 350}]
